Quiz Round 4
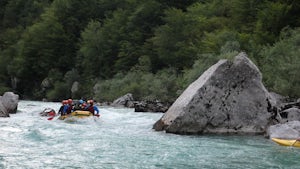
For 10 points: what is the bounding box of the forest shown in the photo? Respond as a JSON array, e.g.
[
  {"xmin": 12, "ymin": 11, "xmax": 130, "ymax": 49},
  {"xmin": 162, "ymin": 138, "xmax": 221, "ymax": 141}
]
[{"xmin": 0, "ymin": 0, "xmax": 299, "ymax": 102}]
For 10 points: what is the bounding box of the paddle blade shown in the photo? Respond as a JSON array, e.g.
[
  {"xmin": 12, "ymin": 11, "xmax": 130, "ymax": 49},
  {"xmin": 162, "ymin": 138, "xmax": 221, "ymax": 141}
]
[{"xmin": 47, "ymin": 116, "xmax": 55, "ymax": 120}]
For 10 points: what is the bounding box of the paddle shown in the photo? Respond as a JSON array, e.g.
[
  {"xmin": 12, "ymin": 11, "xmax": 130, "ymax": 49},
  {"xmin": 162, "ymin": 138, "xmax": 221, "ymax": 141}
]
[
  {"xmin": 47, "ymin": 114, "xmax": 57, "ymax": 120},
  {"xmin": 47, "ymin": 116, "xmax": 55, "ymax": 120}
]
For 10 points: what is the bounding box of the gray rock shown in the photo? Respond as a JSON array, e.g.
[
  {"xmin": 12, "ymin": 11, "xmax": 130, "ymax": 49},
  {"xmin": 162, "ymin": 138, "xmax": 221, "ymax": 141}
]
[
  {"xmin": 277, "ymin": 108, "xmax": 300, "ymax": 123},
  {"xmin": 0, "ymin": 92, "xmax": 19, "ymax": 117},
  {"xmin": 153, "ymin": 52, "xmax": 274, "ymax": 134},
  {"xmin": 133, "ymin": 100, "xmax": 170, "ymax": 113},
  {"xmin": 267, "ymin": 121, "xmax": 300, "ymax": 139},
  {"xmin": 71, "ymin": 81, "xmax": 79, "ymax": 94},
  {"xmin": 112, "ymin": 93, "xmax": 170, "ymax": 112},
  {"xmin": 112, "ymin": 93, "xmax": 134, "ymax": 107},
  {"xmin": 268, "ymin": 92, "xmax": 288, "ymax": 108},
  {"xmin": 0, "ymin": 99, "xmax": 7, "ymax": 117}
]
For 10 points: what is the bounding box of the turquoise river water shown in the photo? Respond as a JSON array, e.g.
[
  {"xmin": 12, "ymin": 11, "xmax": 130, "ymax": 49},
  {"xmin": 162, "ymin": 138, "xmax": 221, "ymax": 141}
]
[{"xmin": 0, "ymin": 100, "xmax": 300, "ymax": 169}]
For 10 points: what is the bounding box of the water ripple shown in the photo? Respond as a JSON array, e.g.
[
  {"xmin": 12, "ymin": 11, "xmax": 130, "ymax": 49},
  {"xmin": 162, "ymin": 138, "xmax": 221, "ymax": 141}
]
[{"xmin": 1, "ymin": 101, "xmax": 300, "ymax": 168}]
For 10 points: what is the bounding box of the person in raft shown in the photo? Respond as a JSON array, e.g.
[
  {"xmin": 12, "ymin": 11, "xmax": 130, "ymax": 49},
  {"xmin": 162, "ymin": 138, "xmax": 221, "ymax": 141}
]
[
  {"xmin": 81, "ymin": 102, "xmax": 87, "ymax": 110},
  {"xmin": 62, "ymin": 99, "xmax": 73, "ymax": 115},
  {"xmin": 73, "ymin": 99, "xmax": 85, "ymax": 111},
  {"xmin": 58, "ymin": 100, "xmax": 68, "ymax": 115},
  {"xmin": 87, "ymin": 100, "xmax": 100, "ymax": 117}
]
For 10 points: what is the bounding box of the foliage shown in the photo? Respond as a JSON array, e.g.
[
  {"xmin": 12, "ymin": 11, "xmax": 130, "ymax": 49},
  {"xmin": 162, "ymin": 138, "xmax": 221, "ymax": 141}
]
[
  {"xmin": 46, "ymin": 81, "xmax": 69, "ymax": 101},
  {"xmin": 94, "ymin": 68, "xmax": 180, "ymax": 102},
  {"xmin": 260, "ymin": 28, "xmax": 300, "ymax": 98},
  {"xmin": 0, "ymin": 0, "xmax": 299, "ymax": 100}
]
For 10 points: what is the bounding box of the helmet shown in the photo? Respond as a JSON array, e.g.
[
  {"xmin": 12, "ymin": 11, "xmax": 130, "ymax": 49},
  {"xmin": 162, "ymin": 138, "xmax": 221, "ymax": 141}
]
[{"xmin": 79, "ymin": 99, "xmax": 84, "ymax": 104}]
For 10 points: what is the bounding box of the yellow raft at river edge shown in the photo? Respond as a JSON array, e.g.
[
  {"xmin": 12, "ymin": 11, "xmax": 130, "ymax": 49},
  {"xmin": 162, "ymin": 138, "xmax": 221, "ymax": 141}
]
[
  {"xmin": 271, "ymin": 138, "xmax": 300, "ymax": 147},
  {"xmin": 58, "ymin": 110, "xmax": 93, "ymax": 120}
]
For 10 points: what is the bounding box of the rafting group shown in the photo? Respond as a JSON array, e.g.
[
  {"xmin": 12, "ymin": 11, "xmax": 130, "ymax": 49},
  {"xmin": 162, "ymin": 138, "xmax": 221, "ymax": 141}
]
[
  {"xmin": 42, "ymin": 99, "xmax": 100, "ymax": 121},
  {"xmin": 58, "ymin": 99, "xmax": 99, "ymax": 116}
]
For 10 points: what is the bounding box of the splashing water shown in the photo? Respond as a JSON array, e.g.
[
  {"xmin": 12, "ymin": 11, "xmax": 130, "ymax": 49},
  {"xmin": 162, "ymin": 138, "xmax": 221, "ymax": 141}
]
[{"xmin": 0, "ymin": 100, "xmax": 300, "ymax": 169}]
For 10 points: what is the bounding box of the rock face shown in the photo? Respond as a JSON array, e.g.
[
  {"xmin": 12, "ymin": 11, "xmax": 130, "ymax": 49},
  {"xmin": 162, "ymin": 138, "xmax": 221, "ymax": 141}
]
[
  {"xmin": 0, "ymin": 92, "xmax": 19, "ymax": 117},
  {"xmin": 153, "ymin": 52, "xmax": 274, "ymax": 134},
  {"xmin": 278, "ymin": 108, "xmax": 300, "ymax": 123}
]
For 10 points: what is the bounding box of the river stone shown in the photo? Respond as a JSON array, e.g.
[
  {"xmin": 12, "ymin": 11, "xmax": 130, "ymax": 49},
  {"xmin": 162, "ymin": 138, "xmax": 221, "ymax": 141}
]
[
  {"xmin": 278, "ymin": 108, "xmax": 300, "ymax": 123},
  {"xmin": 0, "ymin": 98, "xmax": 7, "ymax": 117},
  {"xmin": 112, "ymin": 93, "xmax": 134, "ymax": 107},
  {"xmin": 153, "ymin": 52, "xmax": 274, "ymax": 134},
  {"xmin": 0, "ymin": 92, "xmax": 19, "ymax": 117},
  {"xmin": 267, "ymin": 121, "xmax": 300, "ymax": 139}
]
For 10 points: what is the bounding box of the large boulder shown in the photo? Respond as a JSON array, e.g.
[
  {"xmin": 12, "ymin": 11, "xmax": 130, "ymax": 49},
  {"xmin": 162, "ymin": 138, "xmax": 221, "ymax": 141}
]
[
  {"xmin": 153, "ymin": 52, "xmax": 275, "ymax": 134},
  {"xmin": 0, "ymin": 92, "xmax": 19, "ymax": 117}
]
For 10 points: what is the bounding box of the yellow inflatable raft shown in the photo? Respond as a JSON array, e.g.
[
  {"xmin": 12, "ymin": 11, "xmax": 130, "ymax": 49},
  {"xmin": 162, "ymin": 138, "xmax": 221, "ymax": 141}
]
[
  {"xmin": 58, "ymin": 110, "xmax": 93, "ymax": 120},
  {"xmin": 271, "ymin": 138, "xmax": 300, "ymax": 147}
]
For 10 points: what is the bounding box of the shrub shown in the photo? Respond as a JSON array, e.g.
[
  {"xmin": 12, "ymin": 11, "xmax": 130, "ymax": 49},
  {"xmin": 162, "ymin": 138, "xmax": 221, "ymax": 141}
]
[{"xmin": 260, "ymin": 28, "xmax": 300, "ymax": 98}]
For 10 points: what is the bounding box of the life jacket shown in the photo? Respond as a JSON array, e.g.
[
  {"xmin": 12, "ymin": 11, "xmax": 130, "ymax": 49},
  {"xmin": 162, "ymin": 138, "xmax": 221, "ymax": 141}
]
[
  {"xmin": 63, "ymin": 105, "xmax": 72, "ymax": 114},
  {"xmin": 87, "ymin": 105, "xmax": 95, "ymax": 115},
  {"xmin": 67, "ymin": 104, "xmax": 73, "ymax": 114}
]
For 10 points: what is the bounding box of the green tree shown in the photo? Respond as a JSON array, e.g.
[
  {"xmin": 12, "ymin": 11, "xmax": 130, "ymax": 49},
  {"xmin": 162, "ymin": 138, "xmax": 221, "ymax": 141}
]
[
  {"xmin": 9, "ymin": 8, "xmax": 70, "ymax": 98},
  {"xmin": 255, "ymin": 1, "xmax": 292, "ymax": 44},
  {"xmin": 79, "ymin": 0, "xmax": 165, "ymax": 77},
  {"xmin": 151, "ymin": 8, "xmax": 204, "ymax": 71},
  {"xmin": 260, "ymin": 28, "xmax": 300, "ymax": 98}
]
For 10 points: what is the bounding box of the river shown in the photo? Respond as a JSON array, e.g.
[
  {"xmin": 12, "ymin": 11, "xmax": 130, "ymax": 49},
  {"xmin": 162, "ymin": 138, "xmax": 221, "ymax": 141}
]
[{"xmin": 0, "ymin": 100, "xmax": 299, "ymax": 169}]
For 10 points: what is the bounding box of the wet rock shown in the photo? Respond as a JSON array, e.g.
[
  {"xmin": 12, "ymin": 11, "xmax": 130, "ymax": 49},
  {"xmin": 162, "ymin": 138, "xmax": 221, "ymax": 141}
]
[
  {"xmin": 112, "ymin": 93, "xmax": 170, "ymax": 112},
  {"xmin": 133, "ymin": 100, "xmax": 170, "ymax": 113},
  {"xmin": 267, "ymin": 121, "xmax": 300, "ymax": 139},
  {"xmin": 153, "ymin": 52, "xmax": 274, "ymax": 134},
  {"xmin": 111, "ymin": 93, "xmax": 134, "ymax": 107},
  {"xmin": 277, "ymin": 108, "xmax": 300, "ymax": 123},
  {"xmin": 0, "ymin": 92, "xmax": 19, "ymax": 117}
]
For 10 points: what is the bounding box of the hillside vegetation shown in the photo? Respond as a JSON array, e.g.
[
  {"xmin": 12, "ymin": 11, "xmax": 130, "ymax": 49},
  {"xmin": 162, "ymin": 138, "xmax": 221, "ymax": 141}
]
[{"xmin": 0, "ymin": 0, "xmax": 299, "ymax": 101}]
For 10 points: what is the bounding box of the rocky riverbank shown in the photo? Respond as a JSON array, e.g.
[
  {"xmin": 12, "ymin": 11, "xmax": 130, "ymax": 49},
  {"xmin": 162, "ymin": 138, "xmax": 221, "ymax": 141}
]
[{"xmin": 110, "ymin": 93, "xmax": 170, "ymax": 113}]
